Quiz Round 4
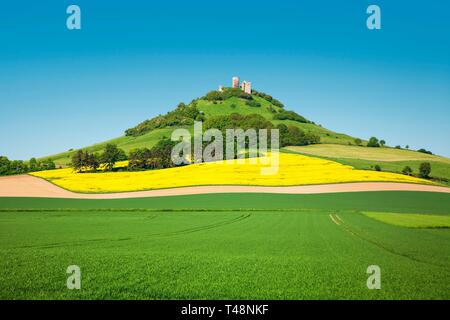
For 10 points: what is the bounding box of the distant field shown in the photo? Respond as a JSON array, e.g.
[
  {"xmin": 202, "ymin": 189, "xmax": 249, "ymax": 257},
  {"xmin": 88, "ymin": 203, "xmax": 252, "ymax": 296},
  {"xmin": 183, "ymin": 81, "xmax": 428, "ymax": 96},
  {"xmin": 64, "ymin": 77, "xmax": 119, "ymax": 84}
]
[
  {"xmin": 286, "ymin": 144, "xmax": 450, "ymax": 184},
  {"xmin": 0, "ymin": 192, "xmax": 449, "ymax": 299},
  {"xmin": 287, "ymin": 144, "xmax": 450, "ymax": 163},
  {"xmin": 363, "ymin": 212, "xmax": 450, "ymax": 228}
]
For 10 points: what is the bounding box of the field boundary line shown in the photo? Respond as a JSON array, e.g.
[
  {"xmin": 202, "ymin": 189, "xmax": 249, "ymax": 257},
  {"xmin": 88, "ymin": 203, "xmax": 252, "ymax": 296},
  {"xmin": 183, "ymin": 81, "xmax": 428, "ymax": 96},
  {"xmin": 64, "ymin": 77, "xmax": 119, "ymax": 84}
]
[{"xmin": 1, "ymin": 175, "xmax": 450, "ymax": 198}]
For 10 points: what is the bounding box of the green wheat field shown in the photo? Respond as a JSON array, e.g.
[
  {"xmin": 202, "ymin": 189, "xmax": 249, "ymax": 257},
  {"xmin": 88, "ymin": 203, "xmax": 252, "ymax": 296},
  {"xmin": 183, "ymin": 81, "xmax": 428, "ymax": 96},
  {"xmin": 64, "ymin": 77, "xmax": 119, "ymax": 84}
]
[{"xmin": 0, "ymin": 192, "xmax": 449, "ymax": 299}]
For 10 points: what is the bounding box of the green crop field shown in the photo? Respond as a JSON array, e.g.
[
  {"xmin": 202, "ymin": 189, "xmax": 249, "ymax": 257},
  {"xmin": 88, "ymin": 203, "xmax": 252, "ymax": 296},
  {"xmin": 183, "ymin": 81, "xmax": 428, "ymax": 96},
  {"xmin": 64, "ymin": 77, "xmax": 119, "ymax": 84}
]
[
  {"xmin": 1, "ymin": 192, "xmax": 449, "ymax": 299},
  {"xmin": 363, "ymin": 212, "xmax": 450, "ymax": 228}
]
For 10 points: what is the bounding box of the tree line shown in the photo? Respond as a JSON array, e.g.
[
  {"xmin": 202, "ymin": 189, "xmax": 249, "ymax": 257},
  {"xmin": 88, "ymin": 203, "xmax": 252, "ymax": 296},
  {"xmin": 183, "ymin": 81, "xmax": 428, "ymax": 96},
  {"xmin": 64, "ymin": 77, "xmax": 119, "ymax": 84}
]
[
  {"xmin": 73, "ymin": 114, "xmax": 322, "ymax": 173},
  {"xmin": 0, "ymin": 156, "xmax": 56, "ymax": 176},
  {"xmin": 71, "ymin": 144, "xmax": 127, "ymax": 172}
]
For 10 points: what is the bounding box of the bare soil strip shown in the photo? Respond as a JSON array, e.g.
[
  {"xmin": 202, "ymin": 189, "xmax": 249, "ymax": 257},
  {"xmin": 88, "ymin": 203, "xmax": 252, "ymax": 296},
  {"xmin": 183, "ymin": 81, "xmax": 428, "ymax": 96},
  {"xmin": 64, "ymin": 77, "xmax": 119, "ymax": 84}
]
[{"xmin": 0, "ymin": 174, "xmax": 449, "ymax": 199}]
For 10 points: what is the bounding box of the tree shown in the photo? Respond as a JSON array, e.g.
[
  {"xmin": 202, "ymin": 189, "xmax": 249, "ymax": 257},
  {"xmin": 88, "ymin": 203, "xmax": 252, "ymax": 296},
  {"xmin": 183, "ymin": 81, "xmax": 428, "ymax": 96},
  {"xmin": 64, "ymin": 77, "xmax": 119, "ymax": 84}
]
[
  {"xmin": 9, "ymin": 160, "xmax": 28, "ymax": 174},
  {"xmin": 402, "ymin": 166, "xmax": 413, "ymax": 176},
  {"xmin": 86, "ymin": 153, "xmax": 100, "ymax": 171},
  {"xmin": 419, "ymin": 162, "xmax": 431, "ymax": 178},
  {"xmin": 286, "ymin": 126, "xmax": 304, "ymax": 146},
  {"xmin": 374, "ymin": 164, "xmax": 381, "ymax": 171},
  {"xmin": 273, "ymin": 110, "xmax": 308, "ymax": 123},
  {"xmin": 29, "ymin": 158, "xmax": 39, "ymax": 171},
  {"xmin": 128, "ymin": 148, "xmax": 152, "ymax": 170},
  {"xmin": 71, "ymin": 150, "xmax": 85, "ymax": 172},
  {"xmin": 367, "ymin": 137, "xmax": 380, "ymax": 147},
  {"xmin": 101, "ymin": 144, "xmax": 126, "ymax": 171},
  {"xmin": 276, "ymin": 124, "xmax": 289, "ymax": 147},
  {"xmin": 41, "ymin": 159, "xmax": 56, "ymax": 170},
  {"xmin": 354, "ymin": 138, "xmax": 362, "ymax": 146},
  {"xmin": 0, "ymin": 156, "xmax": 11, "ymax": 175},
  {"xmin": 417, "ymin": 148, "xmax": 433, "ymax": 155},
  {"xmin": 380, "ymin": 140, "xmax": 386, "ymax": 147},
  {"xmin": 405, "ymin": 145, "xmax": 409, "ymax": 149}
]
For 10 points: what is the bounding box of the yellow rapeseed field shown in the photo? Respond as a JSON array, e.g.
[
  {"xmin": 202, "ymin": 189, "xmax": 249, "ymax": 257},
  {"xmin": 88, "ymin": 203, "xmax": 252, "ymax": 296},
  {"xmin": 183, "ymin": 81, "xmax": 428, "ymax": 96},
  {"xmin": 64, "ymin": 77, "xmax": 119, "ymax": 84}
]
[{"xmin": 31, "ymin": 153, "xmax": 430, "ymax": 193}]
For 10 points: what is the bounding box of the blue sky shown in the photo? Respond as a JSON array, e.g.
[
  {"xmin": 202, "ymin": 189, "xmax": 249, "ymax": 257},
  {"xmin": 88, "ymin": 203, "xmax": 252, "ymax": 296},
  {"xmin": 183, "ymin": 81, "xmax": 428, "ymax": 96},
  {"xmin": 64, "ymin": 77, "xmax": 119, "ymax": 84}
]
[{"xmin": 0, "ymin": 0, "xmax": 449, "ymax": 159}]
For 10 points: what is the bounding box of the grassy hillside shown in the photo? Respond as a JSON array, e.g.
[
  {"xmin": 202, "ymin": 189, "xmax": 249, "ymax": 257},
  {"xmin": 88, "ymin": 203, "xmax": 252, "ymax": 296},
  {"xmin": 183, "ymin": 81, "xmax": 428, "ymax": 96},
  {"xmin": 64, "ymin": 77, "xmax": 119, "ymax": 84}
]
[
  {"xmin": 40, "ymin": 90, "xmax": 359, "ymax": 165},
  {"xmin": 41, "ymin": 127, "xmax": 177, "ymax": 166},
  {"xmin": 286, "ymin": 144, "xmax": 450, "ymax": 185},
  {"xmin": 1, "ymin": 192, "xmax": 449, "ymax": 299}
]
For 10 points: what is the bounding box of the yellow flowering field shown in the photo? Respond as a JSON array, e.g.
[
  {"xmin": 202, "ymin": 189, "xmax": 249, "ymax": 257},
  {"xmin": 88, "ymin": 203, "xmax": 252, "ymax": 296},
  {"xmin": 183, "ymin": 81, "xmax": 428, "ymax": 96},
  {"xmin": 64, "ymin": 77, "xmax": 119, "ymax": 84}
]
[{"xmin": 31, "ymin": 153, "xmax": 430, "ymax": 193}]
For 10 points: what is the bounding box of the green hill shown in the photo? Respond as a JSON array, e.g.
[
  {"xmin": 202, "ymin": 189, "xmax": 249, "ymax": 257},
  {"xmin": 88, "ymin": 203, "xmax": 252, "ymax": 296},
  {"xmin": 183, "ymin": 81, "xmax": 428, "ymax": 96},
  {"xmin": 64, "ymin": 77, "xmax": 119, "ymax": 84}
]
[{"xmin": 40, "ymin": 88, "xmax": 359, "ymax": 165}]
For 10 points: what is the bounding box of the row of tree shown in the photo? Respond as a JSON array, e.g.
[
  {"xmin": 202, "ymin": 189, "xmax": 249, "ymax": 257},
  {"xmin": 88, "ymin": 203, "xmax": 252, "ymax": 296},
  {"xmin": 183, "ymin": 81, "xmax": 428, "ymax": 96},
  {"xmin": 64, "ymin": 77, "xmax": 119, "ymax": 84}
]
[
  {"xmin": 71, "ymin": 144, "xmax": 127, "ymax": 172},
  {"xmin": 402, "ymin": 162, "xmax": 432, "ymax": 179},
  {"xmin": 74, "ymin": 115, "xmax": 322, "ymax": 173},
  {"xmin": 0, "ymin": 156, "xmax": 56, "ymax": 176},
  {"xmin": 357, "ymin": 138, "xmax": 434, "ymax": 155}
]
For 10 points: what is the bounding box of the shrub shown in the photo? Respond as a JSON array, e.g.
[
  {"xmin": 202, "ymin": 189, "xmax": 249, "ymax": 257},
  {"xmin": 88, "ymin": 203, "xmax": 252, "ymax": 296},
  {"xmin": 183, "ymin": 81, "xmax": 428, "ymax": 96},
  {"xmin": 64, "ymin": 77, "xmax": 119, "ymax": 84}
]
[
  {"xmin": 273, "ymin": 110, "xmax": 308, "ymax": 123},
  {"xmin": 367, "ymin": 137, "xmax": 380, "ymax": 147},
  {"xmin": 419, "ymin": 162, "xmax": 431, "ymax": 178},
  {"xmin": 267, "ymin": 105, "xmax": 277, "ymax": 113},
  {"xmin": 374, "ymin": 165, "xmax": 381, "ymax": 171},
  {"xmin": 203, "ymin": 88, "xmax": 252, "ymax": 101},
  {"xmin": 354, "ymin": 138, "xmax": 362, "ymax": 146},
  {"xmin": 417, "ymin": 148, "xmax": 433, "ymax": 155},
  {"xmin": 282, "ymin": 126, "xmax": 320, "ymax": 147},
  {"xmin": 402, "ymin": 166, "xmax": 413, "ymax": 176},
  {"xmin": 252, "ymin": 90, "xmax": 284, "ymax": 108},
  {"xmin": 245, "ymin": 100, "xmax": 261, "ymax": 108}
]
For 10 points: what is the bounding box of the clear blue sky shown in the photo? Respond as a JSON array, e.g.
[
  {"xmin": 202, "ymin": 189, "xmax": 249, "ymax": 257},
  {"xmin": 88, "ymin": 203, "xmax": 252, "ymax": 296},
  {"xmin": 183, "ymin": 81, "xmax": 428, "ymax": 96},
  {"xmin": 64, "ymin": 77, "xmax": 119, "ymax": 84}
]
[{"xmin": 1, "ymin": 0, "xmax": 449, "ymax": 159}]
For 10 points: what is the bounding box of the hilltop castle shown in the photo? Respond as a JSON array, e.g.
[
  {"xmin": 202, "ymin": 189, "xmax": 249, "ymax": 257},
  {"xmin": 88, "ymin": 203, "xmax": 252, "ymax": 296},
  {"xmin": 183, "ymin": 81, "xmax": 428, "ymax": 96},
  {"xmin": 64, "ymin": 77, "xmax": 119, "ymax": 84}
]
[
  {"xmin": 233, "ymin": 76, "xmax": 252, "ymax": 94},
  {"xmin": 219, "ymin": 76, "xmax": 252, "ymax": 94}
]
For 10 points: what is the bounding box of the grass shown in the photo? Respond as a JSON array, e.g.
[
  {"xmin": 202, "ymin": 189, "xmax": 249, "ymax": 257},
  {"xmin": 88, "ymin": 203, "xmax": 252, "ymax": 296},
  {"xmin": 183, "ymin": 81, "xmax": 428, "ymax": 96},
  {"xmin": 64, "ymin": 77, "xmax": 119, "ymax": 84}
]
[
  {"xmin": 363, "ymin": 212, "xmax": 450, "ymax": 228},
  {"xmin": 0, "ymin": 192, "xmax": 449, "ymax": 299}
]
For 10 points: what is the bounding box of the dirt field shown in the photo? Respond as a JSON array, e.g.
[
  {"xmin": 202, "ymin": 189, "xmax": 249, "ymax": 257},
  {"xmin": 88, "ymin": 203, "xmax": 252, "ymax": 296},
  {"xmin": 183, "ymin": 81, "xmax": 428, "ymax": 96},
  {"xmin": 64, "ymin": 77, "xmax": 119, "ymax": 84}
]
[{"xmin": 0, "ymin": 174, "xmax": 449, "ymax": 199}]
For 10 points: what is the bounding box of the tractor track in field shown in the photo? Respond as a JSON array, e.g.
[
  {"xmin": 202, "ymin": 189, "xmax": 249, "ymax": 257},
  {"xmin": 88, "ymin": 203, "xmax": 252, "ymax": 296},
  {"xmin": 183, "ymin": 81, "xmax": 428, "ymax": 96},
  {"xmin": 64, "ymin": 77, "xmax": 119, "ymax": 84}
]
[
  {"xmin": 11, "ymin": 213, "xmax": 252, "ymax": 250},
  {"xmin": 329, "ymin": 213, "xmax": 448, "ymax": 269}
]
